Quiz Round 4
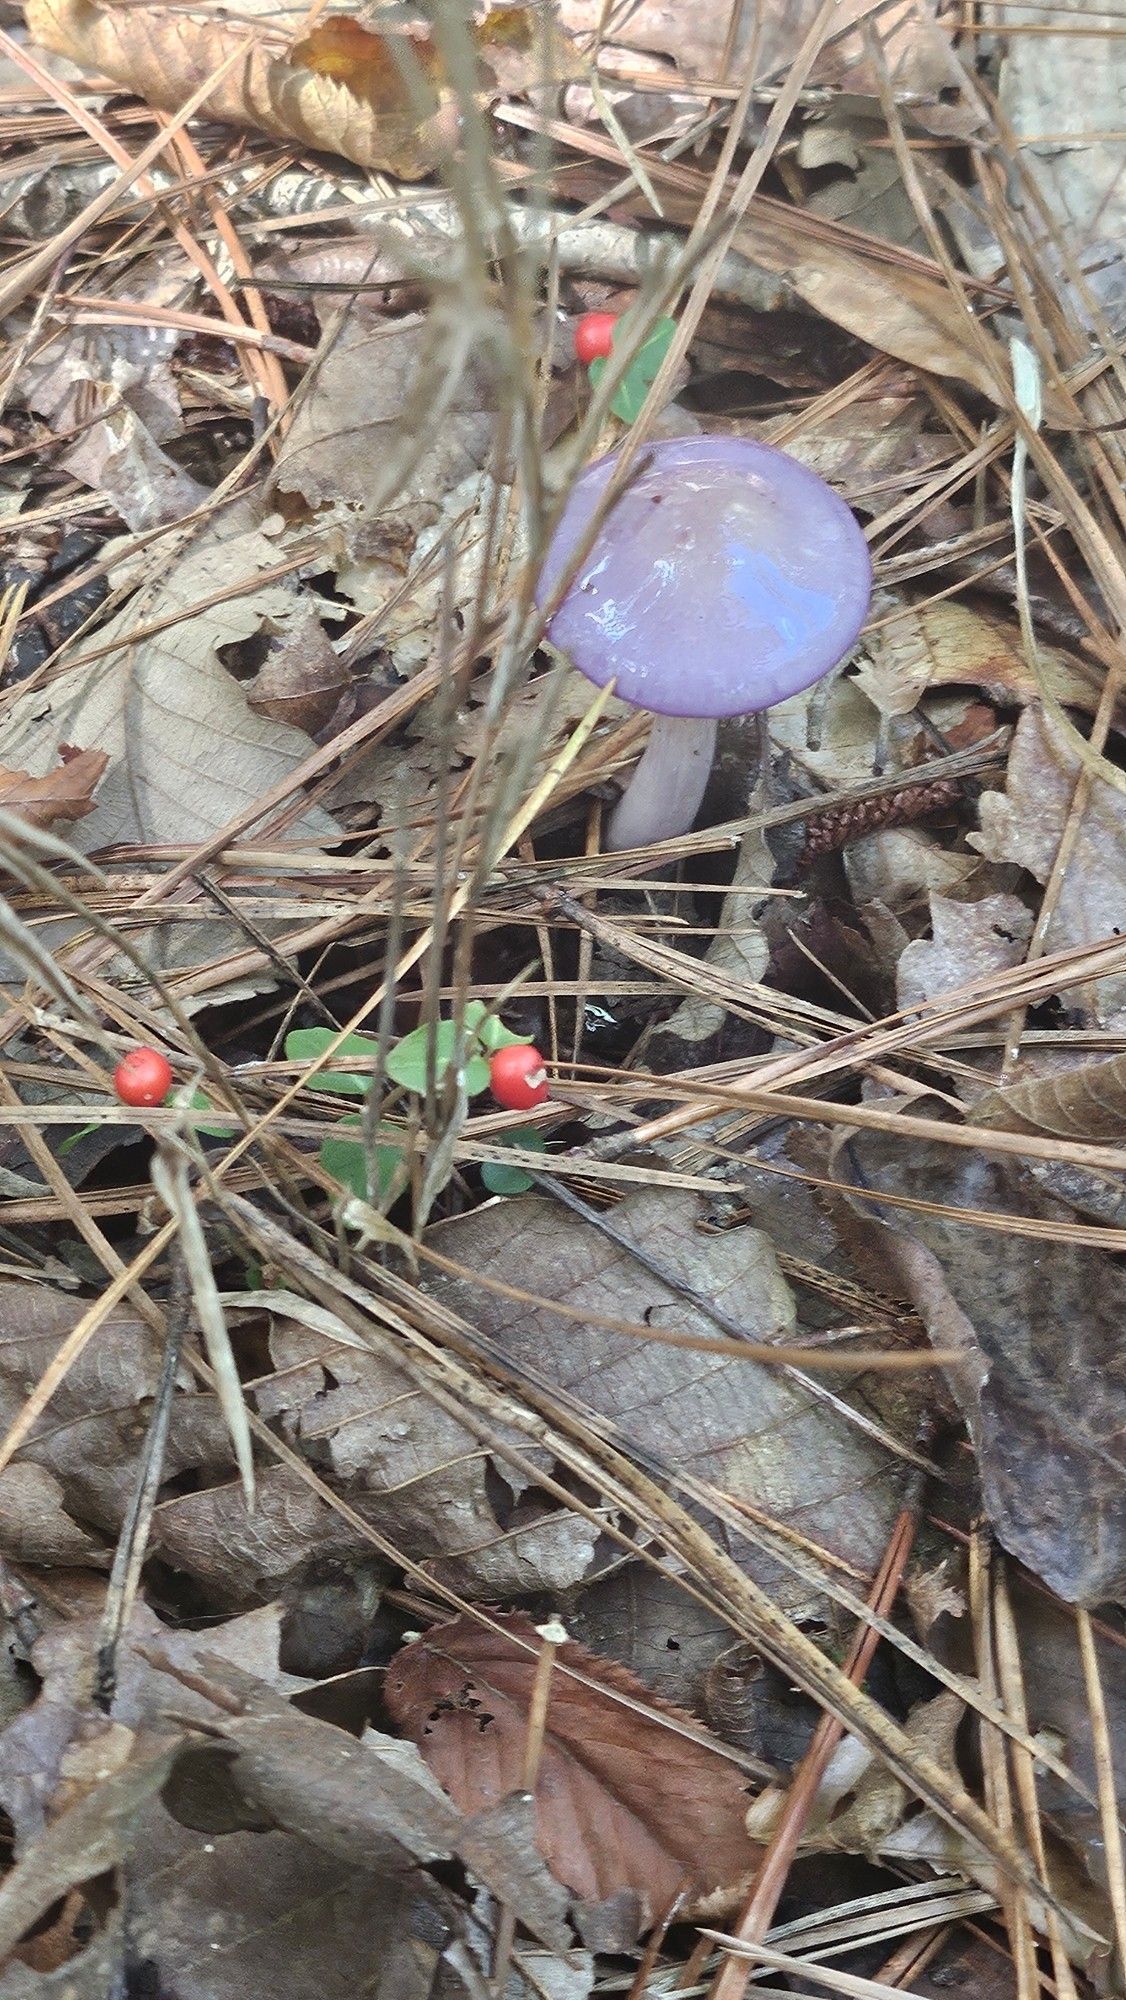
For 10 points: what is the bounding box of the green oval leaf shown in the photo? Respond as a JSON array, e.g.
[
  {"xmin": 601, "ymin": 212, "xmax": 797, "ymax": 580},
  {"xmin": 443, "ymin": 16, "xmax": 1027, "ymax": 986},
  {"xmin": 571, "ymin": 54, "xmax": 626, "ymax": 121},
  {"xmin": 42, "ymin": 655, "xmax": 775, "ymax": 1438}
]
[
  {"xmin": 481, "ymin": 1126, "xmax": 547, "ymax": 1197},
  {"xmin": 385, "ymin": 1020, "xmax": 490, "ymax": 1097},
  {"xmin": 589, "ymin": 314, "xmax": 677, "ymax": 423},
  {"xmin": 286, "ymin": 1026, "xmax": 381, "ymax": 1098},
  {"xmin": 319, "ymin": 1120, "xmax": 406, "ymax": 1204}
]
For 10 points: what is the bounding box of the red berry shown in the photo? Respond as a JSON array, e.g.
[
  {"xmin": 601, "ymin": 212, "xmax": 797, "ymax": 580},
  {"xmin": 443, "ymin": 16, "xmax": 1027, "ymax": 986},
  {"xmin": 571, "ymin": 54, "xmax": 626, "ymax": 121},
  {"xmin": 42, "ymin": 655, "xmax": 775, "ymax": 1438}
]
[
  {"xmin": 489, "ymin": 1044, "xmax": 549, "ymax": 1111},
  {"xmin": 573, "ymin": 311, "xmax": 617, "ymax": 366},
  {"xmin": 113, "ymin": 1047, "xmax": 174, "ymax": 1108}
]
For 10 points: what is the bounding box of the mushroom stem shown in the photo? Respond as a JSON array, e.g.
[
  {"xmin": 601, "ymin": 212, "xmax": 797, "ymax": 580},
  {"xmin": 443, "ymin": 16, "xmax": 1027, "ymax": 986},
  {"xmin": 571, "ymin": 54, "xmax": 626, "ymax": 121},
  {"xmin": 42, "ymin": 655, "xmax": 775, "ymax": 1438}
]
[{"xmin": 605, "ymin": 714, "xmax": 719, "ymax": 852}]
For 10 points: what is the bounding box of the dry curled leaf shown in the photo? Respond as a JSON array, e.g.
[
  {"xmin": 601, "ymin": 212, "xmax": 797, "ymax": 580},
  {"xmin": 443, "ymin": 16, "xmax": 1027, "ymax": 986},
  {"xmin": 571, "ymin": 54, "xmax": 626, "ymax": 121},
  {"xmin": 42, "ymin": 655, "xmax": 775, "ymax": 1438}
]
[
  {"xmin": 970, "ymin": 704, "xmax": 1126, "ymax": 1027},
  {"xmin": 0, "ymin": 743, "xmax": 107, "ymax": 829},
  {"xmin": 865, "ymin": 601, "xmax": 1106, "ymax": 715},
  {"xmin": 974, "ymin": 1047, "xmax": 1126, "ymax": 1141},
  {"xmin": 25, "ymin": 0, "xmax": 580, "ymax": 180},
  {"xmin": 385, "ymin": 1611, "xmax": 759, "ymax": 1927},
  {"xmin": 0, "ymin": 508, "xmax": 338, "ymax": 859}
]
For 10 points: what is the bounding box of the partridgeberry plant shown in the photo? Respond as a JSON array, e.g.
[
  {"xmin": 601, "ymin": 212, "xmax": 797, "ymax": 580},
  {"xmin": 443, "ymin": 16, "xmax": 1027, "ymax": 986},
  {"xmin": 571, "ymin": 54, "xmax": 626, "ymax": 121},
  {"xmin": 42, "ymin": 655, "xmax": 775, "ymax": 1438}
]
[{"xmin": 286, "ymin": 1001, "xmax": 548, "ymax": 1207}]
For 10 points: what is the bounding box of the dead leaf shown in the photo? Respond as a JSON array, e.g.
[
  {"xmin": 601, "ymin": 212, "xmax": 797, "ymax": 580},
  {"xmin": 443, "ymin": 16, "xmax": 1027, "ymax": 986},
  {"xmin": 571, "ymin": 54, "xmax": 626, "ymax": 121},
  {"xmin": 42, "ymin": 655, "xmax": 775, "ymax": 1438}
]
[
  {"xmin": 0, "ymin": 505, "xmax": 338, "ymax": 860},
  {"xmin": 251, "ymin": 1314, "xmax": 601, "ymax": 1598},
  {"xmin": 26, "ymin": 0, "xmax": 581, "ymax": 181},
  {"xmin": 796, "ymin": 113, "xmax": 925, "ymax": 250},
  {"xmin": 896, "ymin": 890, "xmax": 1033, "ymax": 1012},
  {"xmin": 844, "ymin": 826, "xmax": 979, "ymax": 918},
  {"xmin": 0, "ymin": 1463, "xmax": 109, "ymax": 1569},
  {"xmin": 997, "ymin": 0, "xmax": 1126, "ymax": 332},
  {"xmin": 21, "ymin": 284, "xmax": 210, "ymax": 532},
  {"xmin": 246, "ymin": 603, "xmax": 349, "ymax": 736},
  {"xmin": 762, "ymin": 395, "xmax": 933, "ymax": 492},
  {"xmin": 565, "ymin": 1567, "xmax": 744, "ymax": 1719},
  {"xmin": 987, "ymin": 1573, "xmax": 1126, "ymax": 1904},
  {"xmin": 270, "ymin": 311, "xmax": 504, "ymax": 567},
  {"xmin": 0, "ymin": 1738, "xmax": 179, "ymax": 1960},
  {"xmin": 975, "ymin": 1047, "xmax": 1126, "ymax": 1140},
  {"xmin": 424, "ymin": 1188, "xmax": 915, "ymax": 1610},
  {"xmin": 771, "ymin": 242, "xmax": 1009, "ymax": 404},
  {"xmin": 0, "ymin": 1281, "xmax": 233, "ymax": 1565},
  {"xmin": 653, "ymin": 193, "xmax": 1016, "ymax": 407},
  {"xmin": 125, "ymin": 1808, "xmax": 491, "ymax": 2000},
  {"xmin": 970, "ymin": 704, "xmax": 1126, "ymax": 1027},
  {"xmin": 386, "ymin": 1610, "xmax": 759, "ymax": 1925},
  {"xmin": 0, "ymin": 744, "xmax": 107, "ymax": 830},
  {"xmin": 129, "ymin": 1626, "xmax": 573, "ymax": 1945},
  {"xmin": 150, "ymin": 1463, "xmax": 379, "ymax": 1612},
  {"xmin": 747, "ymin": 1688, "xmax": 965, "ymax": 1859},
  {"xmin": 838, "ymin": 1134, "xmax": 1126, "ymax": 1602},
  {"xmin": 866, "ymin": 601, "xmax": 1106, "ymax": 715},
  {"xmin": 555, "ymin": 0, "xmax": 967, "ymax": 111}
]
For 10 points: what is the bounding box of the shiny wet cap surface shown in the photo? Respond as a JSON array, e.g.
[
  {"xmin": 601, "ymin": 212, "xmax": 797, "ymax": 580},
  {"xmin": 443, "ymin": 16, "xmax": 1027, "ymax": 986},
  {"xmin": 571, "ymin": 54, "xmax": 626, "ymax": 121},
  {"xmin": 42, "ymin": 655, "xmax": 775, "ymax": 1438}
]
[{"xmin": 537, "ymin": 434, "xmax": 872, "ymax": 718}]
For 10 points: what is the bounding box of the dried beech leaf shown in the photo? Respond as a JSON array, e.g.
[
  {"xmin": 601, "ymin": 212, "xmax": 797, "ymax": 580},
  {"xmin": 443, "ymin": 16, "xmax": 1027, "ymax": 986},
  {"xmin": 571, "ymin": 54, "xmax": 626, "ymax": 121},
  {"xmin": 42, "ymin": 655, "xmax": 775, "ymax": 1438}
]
[
  {"xmin": 0, "ymin": 743, "xmax": 106, "ymax": 829},
  {"xmin": 974, "ymin": 1048, "xmax": 1126, "ymax": 1140},
  {"xmin": 736, "ymin": 208, "xmax": 1015, "ymax": 406},
  {"xmin": 26, "ymin": 0, "xmax": 450, "ymax": 178},
  {"xmin": 26, "ymin": 0, "xmax": 580, "ymax": 180},
  {"xmin": 385, "ymin": 1611, "xmax": 759, "ymax": 1927}
]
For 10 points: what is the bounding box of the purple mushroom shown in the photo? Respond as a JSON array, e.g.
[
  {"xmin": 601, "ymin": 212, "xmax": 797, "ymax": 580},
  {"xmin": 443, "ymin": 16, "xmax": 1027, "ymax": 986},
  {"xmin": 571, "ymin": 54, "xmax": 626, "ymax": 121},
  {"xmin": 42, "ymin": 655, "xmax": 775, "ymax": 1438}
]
[{"xmin": 536, "ymin": 434, "xmax": 872, "ymax": 851}]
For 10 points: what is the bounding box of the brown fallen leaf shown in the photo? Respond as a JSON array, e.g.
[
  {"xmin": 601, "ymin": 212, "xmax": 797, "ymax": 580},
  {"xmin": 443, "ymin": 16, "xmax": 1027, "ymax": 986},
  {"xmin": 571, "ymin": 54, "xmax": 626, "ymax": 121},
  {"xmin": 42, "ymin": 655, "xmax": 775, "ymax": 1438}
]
[
  {"xmin": 974, "ymin": 1047, "xmax": 1126, "ymax": 1141},
  {"xmin": 0, "ymin": 743, "xmax": 107, "ymax": 829},
  {"xmin": 836, "ymin": 1133, "xmax": 1126, "ymax": 1603},
  {"xmin": 0, "ymin": 1738, "xmax": 180, "ymax": 1961},
  {"xmin": 424, "ymin": 1188, "xmax": 914, "ymax": 1611},
  {"xmin": 663, "ymin": 183, "xmax": 1020, "ymax": 409},
  {"xmin": 385, "ymin": 1611, "xmax": 759, "ymax": 1926},
  {"xmin": 25, "ymin": 0, "xmax": 581, "ymax": 181},
  {"xmin": 864, "ymin": 601, "xmax": 1107, "ymax": 717},
  {"xmin": 247, "ymin": 605, "xmax": 349, "ymax": 738},
  {"xmin": 0, "ymin": 507, "xmax": 339, "ymax": 865},
  {"xmin": 556, "ymin": 0, "xmax": 968, "ymax": 115},
  {"xmin": 895, "ymin": 890, "xmax": 1033, "ymax": 1013},
  {"xmin": 970, "ymin": 703, "xmax": 1126, "ymax": 1028}
]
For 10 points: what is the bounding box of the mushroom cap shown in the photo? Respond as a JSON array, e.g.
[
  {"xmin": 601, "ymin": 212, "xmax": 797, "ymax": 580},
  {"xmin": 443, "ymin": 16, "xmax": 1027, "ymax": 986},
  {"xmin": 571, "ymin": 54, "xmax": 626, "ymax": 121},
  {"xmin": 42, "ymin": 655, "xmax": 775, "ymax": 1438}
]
[{"xmin": 537, "ymin": 434, "xmax": 872, "ymax": 719}]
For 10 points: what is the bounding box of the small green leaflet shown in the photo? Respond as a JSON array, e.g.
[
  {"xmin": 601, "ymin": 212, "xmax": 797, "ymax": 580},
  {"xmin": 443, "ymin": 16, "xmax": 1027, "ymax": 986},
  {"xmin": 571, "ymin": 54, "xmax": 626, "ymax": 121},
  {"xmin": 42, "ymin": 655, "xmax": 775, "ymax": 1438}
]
[
  {"xmin": 385, "ymin": 1021, "xmax": 490, "ymax": 1097},
  {"xmin": 182, "ymin": 1086, "xmax": 236, "ymax": 1137},
  {"xmin": 588, "ymin": 315, "xmax": 676, "ymax": 423},
  {"xmin": 286, "ymin": 1008, "xmax": 530, "ymax": 1102},
  {"xmin": 319, "ymin": 1119, "xmax": 406, "ymax": 1205},
  {"xmin": 462, "ymin": 1000, "xmax": 532, "ymax": 1055},
  {"xmin": 57, "ymin": 1084, "xmax": 233, "ymax": 1156},
  {"xmin": 58, "ymin": 1122, "xmax": 98, "ymax": 1158},
  {"xmin": 480, "ymin": 1126, "xmax": 547, "ymax": 1196},
  {"xmin": 285, "ymin": 1026, "xmax": 380, "ymax": 1097}
]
